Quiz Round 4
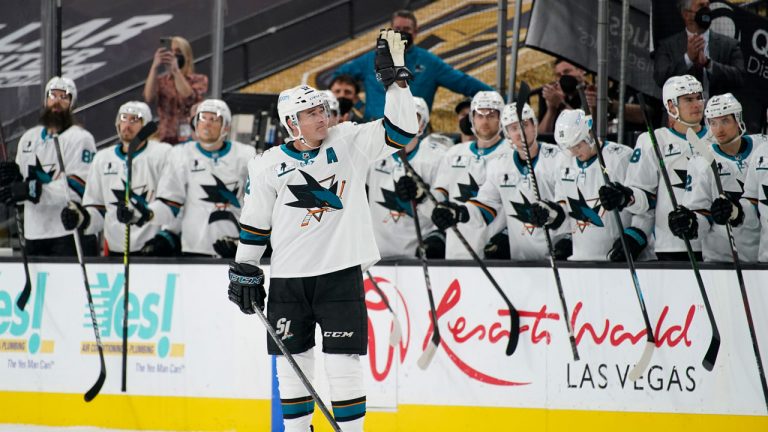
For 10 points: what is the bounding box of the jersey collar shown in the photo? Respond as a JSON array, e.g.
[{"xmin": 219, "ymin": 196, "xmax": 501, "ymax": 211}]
[
  {"xmin": 469, "ymin": 137, "xmax": 504, "ymax": 157},
  {"xmin": 576, "ymin": 154, "xmax": 598, "ymax": 169},
  {"xmin": 196, "ymin": 140, "xmax": 232, "ymax": 159},
  {"xmin": 712, "ymin": 135, "xmax": 753, "ymax": 162},
  {"xmin": 280, "ymin": 142, "xmax": 319, "ymax": 161},
  {"xmin": 114, "ymin": 142, "xmax": 148, "ymax": 160},
  {"xmin": 393, "ymin": 140, "xmax": 420, "ymax": 163},
  {"xmin": 513, "ymin": 149, "xmax": 538, "ymax": 174}
]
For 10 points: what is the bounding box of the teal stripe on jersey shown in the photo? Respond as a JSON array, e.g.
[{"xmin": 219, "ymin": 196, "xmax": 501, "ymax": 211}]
[
  {"xmin": 240, "ymin": 224, "xmax": 270, "ymax": 246},
  {"xmin": 384, "ymin": 116, "xmax": 415, "ymax": 148},
  {"xmin": 67, "ymin": 175, "xmax": 86, "ymax": 197}
]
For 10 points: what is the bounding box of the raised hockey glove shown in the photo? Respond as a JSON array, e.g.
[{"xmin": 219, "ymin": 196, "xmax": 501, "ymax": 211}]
[
  {"xmin": 431, "ymin": 201, "xmax": 469, "ymax": 230},
  {"xmin": 553, "ymin": 236, "xmax": 573, "ymax": 260},
  {"xmin": 228, "ymin": 262, "xmax": 266, "ymax": 314},
  {"xmin": 710, "ymin": 196, "xmax": 744, "ymax": 227},
  {"xmin": 116, "ymin": 197, "xmax": 153, "ymax": 227},
  {"xmin": 213, "ymin": 236, "xmax": 239, "ymax": 258},
  {"xmin": 395, "ymin": 174, "xmax": 425, "ymax": 203},
  {"xmin": 0, "ymin": 161, "xmax": 21, "ymax": 185},
  {"xmin": 608, "ymin": 227, "xmax": 647, "ymax": 262},
  {"xmin": 374, "ymin": 29, "xmax": 413, "ymax": 88},
  {"xmin": 599, "ymin": 181, "xmax": 634, "ymax": 211},
  {"xmin": 0, "ymin": 179, "xmax": 42, "ymax": 205},
  {"xmin": 60, "ymin": 201, "xmax": 90, "ymax": 231},
  {"xmin": 140, "ymin": 230, "xmax": 179, "ymax": 256},
  {"xmin": 530, "ymin": 200, "xmax": 565, "ymax": 229},
  {"xmin": 668, "ymin": 206, "xmax": 698, "ymax": 240}
]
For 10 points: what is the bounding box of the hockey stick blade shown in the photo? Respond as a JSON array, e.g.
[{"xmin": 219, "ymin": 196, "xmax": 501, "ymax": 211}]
[
  {"xmin": 506, "ymin": 310, "xmax": 520, "ymax": 356},
  {"xmin": 628, "ymin": 340, "xmax": 655, "ymax": 381},
  {"xmin": 685, "ymin": 128, "xmax": 715, "ymax": 164},
  {"xmin": 131, "ymin": 121, "xmax": 158, "ymax": 153},
  {"xmin": 703, "ymin": 334, "xmax": 721, "ymax": 371},
  {"xmin": 84, "ymin": 356, "xmax": 107, "ymax": 402},
  {"xmin": 418, "ymin": 337, "xmax": 439, "ymax": 370},
  {"xmin": 390, "ymin": 317, "xmax": 403, "ymax": 348},
  {"xmin": 16, "ymin": 278, "xmax": 31, "ymax": 311}
]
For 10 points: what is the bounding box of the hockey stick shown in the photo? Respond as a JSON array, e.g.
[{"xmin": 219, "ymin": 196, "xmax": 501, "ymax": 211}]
[
  {"xmin": 365, "ymin": 270, "xmax": 403, "ymax": 347},
  {"xmin": 637, "ymin": 93, "xmax": 720, "ymax": 371},
  {"xmin": 578, "ymin": 85, "xmax": 655, "ymax": 380},
  {"xmin": 686, "ymin": 129, "xmax": 768, "ymax": 410},
  {"xmin": 399, "ymin": 154, "xmax": 520, "ymax": 356},
  {"xmin": 251, "ymin": 301, "xmax": 341, "ymax": 432},
  {"xmin": 52, "ymin": 134, "xmax": 105, "ymax": 402},
  {"xmin": 121, "ymin": 121, "xmax": 157, "ymax": 393},
  {"xmin": 515, "ymin": 82, "xmax": 579, "ymax": 362},
  {"xmin": 0, "ymin": 114, "xmax": 32, "ymax": 311}
]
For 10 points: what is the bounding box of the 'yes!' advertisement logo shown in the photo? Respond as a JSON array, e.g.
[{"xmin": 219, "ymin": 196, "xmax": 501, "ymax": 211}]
[
  {"xmin": 81, "ymin": 273, "xmax": 183, "ymax": 359},
  {"xmin": 0, "ymin": 273, "xmax": 54, "ymax": 355}
]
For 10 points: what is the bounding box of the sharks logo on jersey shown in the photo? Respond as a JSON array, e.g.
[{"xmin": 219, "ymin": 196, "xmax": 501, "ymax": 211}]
[
  {"xmin": 200, "ymin": 174, "xmax": 242, "ymax": 227},
  {"xmin": 672, "ymin": 167, "xmax": 688, "ymax": 190},
  {"xmin": 286, "ymin": 170, "xmax": 346, "ymax": 227},
  {"xmin": 111, "ymin": 181, "xmax": 151, "ymax": 209},
  {"xmin": 455, "ymin": 173, "xmax": 479, "ymax": 202},
  {"xmin": 568, "ymin": 188, "xmax": 604, "ymax": 232},
  {"xmin": 509, "ymin": 194, "xmax": 537, "ymax": 235},
  {"xmin": 761, "ymin": 185, "xmax": 768, "ymax": 211},
  {"xmin": 27, "ymin": 157, "xmax": 56, "ymax": 184},
  {"xmin": 376, "ymin": 181, "xmax": 413, "ymax": 222}
]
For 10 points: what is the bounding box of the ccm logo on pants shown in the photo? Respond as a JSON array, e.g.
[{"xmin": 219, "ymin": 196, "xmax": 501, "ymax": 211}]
[{"xmin": 324, "ymin": 331, "xmax": 354, "ymax": 338}]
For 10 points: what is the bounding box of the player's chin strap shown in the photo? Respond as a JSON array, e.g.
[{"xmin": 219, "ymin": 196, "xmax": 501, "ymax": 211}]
[
  {"xmin": 292, "ymin": 127, "xmax": 322, "ymax": 150},
  {"xmin": 714, "ymin": 130, "xmax": 744, "ymax": 148}
]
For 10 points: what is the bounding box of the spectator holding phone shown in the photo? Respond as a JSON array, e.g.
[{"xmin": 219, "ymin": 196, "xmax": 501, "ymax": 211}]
[{"xmin": 143, "ymin": 36, "xmax": 208, "ymax": 144}]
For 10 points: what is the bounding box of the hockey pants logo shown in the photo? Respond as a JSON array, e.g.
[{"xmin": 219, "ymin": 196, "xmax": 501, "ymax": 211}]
[{"xmin": 276, "ymin": 318, "xmax": 294, "ymax": 341}]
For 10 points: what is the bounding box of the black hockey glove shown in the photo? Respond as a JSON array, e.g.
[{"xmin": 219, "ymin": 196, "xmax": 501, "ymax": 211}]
[
  {"xmin": 484, "ymin": 230, "xmax": 511, "ymax": 260},
  {"xmin": 668, "ymin": 206, "xmax": 698, "ymax": 240},
  {"xmin": 710, "ymin": 196, "xmax": 744, "ymax": 227},
  {"xmin": 228, "ymin": 262, "xmax": 266, "ymax": 314},
  {"xmin": 530, "ymin": 200, "xmax": 565, "ymax": 229},
  {"xmin": 0, "ymin": 161, "xmax": 21, "ymax": 185},
  {"xmin": 599, "ymin": 181, "xmax": 634, "ymax": 211},
  {"xmin": 431, "ymin": 201, "xmax": 468, "ymax": 230},
  {"xmin": 116, "ymin": 198, "xmax": 153, "ymax": 227},
  {"xmin": 552, "ymin": 236, "xmax": 573, "ymax": 260},
  {"xmin": 60, "ymin": 201, "xmax": 90, "ymax": 231},
  {"xmin": 608, "ymin": 227, "xmax": 647, "ymax": 262},
  {"xmin": 374, "ymin": 29, "xmax": 413, "ymax": 88},
  {"xmin": 0, "ymin": 179, "xmax": 42, "ymax": 205},
  {"xmin": 213, "ymin": 236, "xmax": 239, "ymax": 258},
  {"xmin": 140, "ymin": 230, "xmax": 180, "ymax": 257},
  {"xmin": 395, "ymin": 174, "xmax": 425, "ymax": 203},
  {"xmin": 417, "ymin": 229, "xmax": 446, "ymax": 259}
]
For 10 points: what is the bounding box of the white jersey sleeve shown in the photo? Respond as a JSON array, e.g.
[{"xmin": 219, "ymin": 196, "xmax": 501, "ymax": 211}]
[{"xmin": 742, "ymin": 135, "xmax": 768, "ymax": 261}]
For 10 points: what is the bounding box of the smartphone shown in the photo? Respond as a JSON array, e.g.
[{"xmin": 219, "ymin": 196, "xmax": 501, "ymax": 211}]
[{"xmin": 160, "ymin": 37, "xmax": 172, "ymax": 51}]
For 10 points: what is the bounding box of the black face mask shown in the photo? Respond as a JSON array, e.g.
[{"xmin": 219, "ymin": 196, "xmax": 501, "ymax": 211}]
[
  {"xmin": 337, "ymin": 97, "xmax": 354, "ymax": 116},
  {"xmin": 176, "ymin": 54, "xmax": 186, "ymax": 69},
  {"xmin": 694, "ymin": 7, "xmax": 712, "ymax": 31},
  {"xmin": 398, "ymin": 31, "xmax": 414, "ymax": 50},
  {"xmin": 459, "ymin": 115, "xmax": 473, "ymax": 136},
  {"xmin": 559, "ymin": 75, "xmax": 579, "ymax": 95}
]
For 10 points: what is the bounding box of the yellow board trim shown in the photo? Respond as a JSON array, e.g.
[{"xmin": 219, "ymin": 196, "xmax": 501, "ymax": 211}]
[{"xmin": 2, "ymin": 392, "xmax": 766, "ymax": 431}]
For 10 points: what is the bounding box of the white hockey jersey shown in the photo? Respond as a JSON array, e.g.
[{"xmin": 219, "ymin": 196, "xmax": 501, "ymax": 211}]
[
  {"xmin": 236, "ymin": 84, "xmax": 418, "ymax": 277},
  {"xmin": 366, "ymin": 137, "xmax": 445, "ymax": 258},
  {"xmin": 15, "ymin": 125, "xmax": 96, "ymax": 240},
  {"xmin": 624, "ymin": 127, "xmax": 705, "ymax": 253},
  {"xmin": 149, "ymin": 140, "xmax": 255, "ymax": 255},
  {"xmin": 743, "ymin": 135, "xmax": 768, "ymax": 262},
  {"xmin": 555, "ymin": 142, "xmax": 633, "ymax": 261},
  {"xmin": 683, "ymin": 135, "xmax": 765, "ymax": 262},
  {"xmin": 465, "ymin": 143, "xmax": 566, "ymax": 261},
  {"xmin": 431, "ymin": 138, "xmax": 514, "ymax": 259},
  {"xmin": 82, "ymin": 140, "xmax": 172, "ymax": 252}
]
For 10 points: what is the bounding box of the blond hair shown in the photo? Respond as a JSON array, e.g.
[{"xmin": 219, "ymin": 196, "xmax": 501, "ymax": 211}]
[{"xmin": 172, "ymin": 36, "xmax": 195, "ymax": 75}]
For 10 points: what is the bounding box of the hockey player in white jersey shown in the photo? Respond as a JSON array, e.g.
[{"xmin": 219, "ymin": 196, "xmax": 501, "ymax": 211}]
[
  {"xmin": 669, "ymin": 93, "xmax": 763, "ymax": 262},
  {"xmin": 117, "ymin": 99, "xmax": 255, "ymax": 258},
  {"xmin": 227, "ymin": 30, "xmax": 418, "ymax": 432},
  {"xmin": 0, "ymin": 76, "xmax": 98, "ymax": 256},
  {"xmin": 367, "ymin": 96, "xmax": 446, "ymax": 258},
  {"xmin": 59, "ymin": 102, "xmax": 178, "ymax": 255},
  {"xmin": 431, "ymin": 102, "xmax": 568, "ymax": 260},
  {"xmin": 429, "ymin": 90, "xmax": 514, "ymax": 259},
  {"xmin": 743, "ymin": 132, "xmax": 768, "ymax": 262},
  {"xmin": 598, "ymin": 75, "xmax": 706, "ymax": 261},
  {"xmin": 530, "ymin": 109, "xmax": 636, "ymax": 261}
]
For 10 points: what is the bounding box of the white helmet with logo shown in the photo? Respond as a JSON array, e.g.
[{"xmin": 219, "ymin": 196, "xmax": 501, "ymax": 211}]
[
  {"xmin": 500, "ymin": 102, "xmax": 537, "ymax": 142},
  {"xmin": 662, "ymin": 75, "xmax": 703, "ymax": 125},
  {"xmin": 705, "ymin": 93, "xmax": 745, "ymax": 130},
  {"xmin": 193, "ymin": 99, "xmax": 232, "ymax": 141},
  {"xmin": 469, "ymin": 91, "xmax": 504, "ymax": 136},
  {"xmin": 554, "ymin": 109, "xmax": 594, "ymax": 151},
  {"xmin": 115, "ymin": 101, "xmax": 152, "ymax": 135},
  {"xmin": 321, "ymin": 90, "xmax": 340, "ymax": 115},
  {"xmin": 414, "ymin": 97, "xmax": 430, "ymax": 135},
  {"xmin": 277, "ymin": 85, "xmax": 330, "ymax": 143},
  {"xmin": 45, "ymin": 76, "xmax": 77, "ymax": 108}
]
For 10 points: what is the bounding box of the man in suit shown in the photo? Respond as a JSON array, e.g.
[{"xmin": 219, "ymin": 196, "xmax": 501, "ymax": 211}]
[{"xmin": 653, "ymin": 0, "xmax": 744, "ymax": 99}]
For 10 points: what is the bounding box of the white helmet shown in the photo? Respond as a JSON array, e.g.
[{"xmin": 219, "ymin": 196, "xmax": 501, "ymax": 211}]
[
  {"xmin": 414, "ymin": 97, "xmax": 430, "ymax": 135},
  {"xmin": 194, "ymin": 99, "xmax": 232, "ymax": 141},
  {"xmin": 115, "ymin": 101, "xmax": 152, "ymax": 135},
  {"xmin": 44, "ymin": 76, "xmax": 77, "ymax": 108},
  {"xmin": 321, "ymin": 90, "xmax": 340, "ymax": 115},
  {"xmin": 501, "ymin": 102, "xmax": 537, "ymax": 141},
  {"xmin": 554, "ymin": 109, "xmax": 594, "ymax": 151},
  {"xmin": 277, "ymin": 85, "xmax": 329, "ymax": 143},
  {"xmin": 469, "ymin": 90, "xmax": 504, "ymax": 136},
  {"xmin": 662, "ymin": 75, "xmax": 703, "ymax": 125},
  {"xmin": 705, "ymin": 93, "xmax": 746, "ymax": 141}
]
